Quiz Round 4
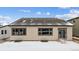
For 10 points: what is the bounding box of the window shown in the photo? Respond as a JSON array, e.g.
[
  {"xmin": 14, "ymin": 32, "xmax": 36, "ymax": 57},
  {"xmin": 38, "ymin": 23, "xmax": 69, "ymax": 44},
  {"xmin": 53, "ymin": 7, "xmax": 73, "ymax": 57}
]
[
  {"xmin": 12, "ymin": 28, "xmax": 26, "ymax": 35},
  {"xmin": 1, "ymin": 30, "xmax": 7, "ymax": 34},
  {"xmin": 73, "ymin": 20, "xmax": 75, "ymax": 23},
  {"xmin": 38, "ymin": 28, "xmax": 53, "ymax": 36},
  {"xmin": 1, "ymin": 30, "xmax": 4, "ymax": 34},
  {"xmin": 5, "ymin": 30, "xmax": 7, "ymax": 34}
]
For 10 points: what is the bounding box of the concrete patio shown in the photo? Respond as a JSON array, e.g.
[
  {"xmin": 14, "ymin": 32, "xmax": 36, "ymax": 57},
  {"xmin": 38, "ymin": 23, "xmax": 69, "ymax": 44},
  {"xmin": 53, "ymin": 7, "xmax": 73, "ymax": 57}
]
[{"xmin": 0, "ymin": 41, "xmax": 79, "ymax": 51}]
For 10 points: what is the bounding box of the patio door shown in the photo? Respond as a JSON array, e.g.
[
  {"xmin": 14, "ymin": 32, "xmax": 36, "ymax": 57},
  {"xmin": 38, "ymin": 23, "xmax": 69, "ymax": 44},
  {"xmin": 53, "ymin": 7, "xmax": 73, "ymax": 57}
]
[{"xmin": 58, "ymin": 28, "xmax": 67, "ymax": 39}]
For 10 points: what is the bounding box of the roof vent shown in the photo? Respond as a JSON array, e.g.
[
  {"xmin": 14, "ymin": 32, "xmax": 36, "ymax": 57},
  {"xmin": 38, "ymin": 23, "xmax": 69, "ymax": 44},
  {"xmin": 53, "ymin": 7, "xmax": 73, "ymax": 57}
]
[
  {"xmin": 22, "ymin": 20, "xmax": 26, "ymax": 23},
  {"xmin": 30, "ymin": 19, "xmax": 33, "ymax": 23}
]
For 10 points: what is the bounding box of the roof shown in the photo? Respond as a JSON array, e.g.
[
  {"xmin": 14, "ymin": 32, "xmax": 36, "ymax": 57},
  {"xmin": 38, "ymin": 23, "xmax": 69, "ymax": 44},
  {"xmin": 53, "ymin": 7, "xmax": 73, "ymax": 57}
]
[
  {"xmin": 67, "ymin": 17, "xmax": 79, "ymax": 21},
  {"xmin": 10, "ymin": 18, "xmax": 73, "ymax": 26}
]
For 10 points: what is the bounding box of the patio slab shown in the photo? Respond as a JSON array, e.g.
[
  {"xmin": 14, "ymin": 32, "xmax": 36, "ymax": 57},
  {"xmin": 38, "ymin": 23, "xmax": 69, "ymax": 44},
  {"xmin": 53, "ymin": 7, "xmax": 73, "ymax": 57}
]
[{"xmin": 0, "ymin": 41, "xmax": 79, "ymax": 51}]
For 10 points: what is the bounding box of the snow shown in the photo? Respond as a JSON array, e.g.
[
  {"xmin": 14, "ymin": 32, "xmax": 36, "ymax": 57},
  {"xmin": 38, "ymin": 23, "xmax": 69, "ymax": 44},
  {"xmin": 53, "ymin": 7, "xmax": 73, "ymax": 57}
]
[
  {"xmin": 0, "ymin": 41, "xmax": 79, "ymax": 51},
  {"xmin": 65, "ymin": 22, "xmax": 73, "ymax": 26}
]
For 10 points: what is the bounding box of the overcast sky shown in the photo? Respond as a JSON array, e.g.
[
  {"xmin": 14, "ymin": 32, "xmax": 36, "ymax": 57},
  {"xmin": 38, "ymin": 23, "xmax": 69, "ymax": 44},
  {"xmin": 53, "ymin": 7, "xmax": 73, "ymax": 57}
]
[{"xmin": 0, "ymin": 7, "xmax": 79, "ymax": 25}]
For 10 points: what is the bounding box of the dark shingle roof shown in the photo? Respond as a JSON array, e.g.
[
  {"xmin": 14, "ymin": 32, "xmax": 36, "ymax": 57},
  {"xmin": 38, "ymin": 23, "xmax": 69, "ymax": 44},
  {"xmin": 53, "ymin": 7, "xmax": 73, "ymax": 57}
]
[{"xmin": 10, "ymin": 18, "xmax": 72, "ymax": 26}]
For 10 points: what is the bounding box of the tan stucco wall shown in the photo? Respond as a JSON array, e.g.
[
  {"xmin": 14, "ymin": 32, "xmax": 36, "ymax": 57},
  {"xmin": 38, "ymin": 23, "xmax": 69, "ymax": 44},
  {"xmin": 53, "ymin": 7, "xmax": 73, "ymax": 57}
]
[
  {"xmin": 67, "ymin": 27, "xmax": 72, "ymax": 40},
  {"xmin": 0, "ymin": 26, "xmax": 11, "ymax": 39},
  {"xmin": 0, "ymin": 26, "xmax": 72, "ymax": 41},
  {"xmin": 9, "ymin": 26, "xmax": 57, "ymax": 41},
  {"xmin": 69, "ymin": 19, "xmax": 79, "ymax": 37},
  {"xmin": 8, "ymin": 26, "xmax": 72, "ymax": 41}
]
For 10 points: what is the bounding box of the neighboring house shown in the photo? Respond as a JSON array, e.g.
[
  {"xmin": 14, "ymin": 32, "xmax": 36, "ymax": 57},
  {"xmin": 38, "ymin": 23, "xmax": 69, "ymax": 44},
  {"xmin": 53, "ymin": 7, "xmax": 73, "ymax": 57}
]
[
  {"xmin": 67, "ymin": 17, "xmax": 79, "ymax": 37},
  {"xmin": 0, "ymin": 18, "xmax": 73, "ymax": 41}
]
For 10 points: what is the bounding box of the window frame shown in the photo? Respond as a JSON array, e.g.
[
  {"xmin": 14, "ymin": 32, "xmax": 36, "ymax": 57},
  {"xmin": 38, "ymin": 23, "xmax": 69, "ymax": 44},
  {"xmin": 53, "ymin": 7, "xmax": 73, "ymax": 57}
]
[
  {"xmin": 38, "ymin": 28, "xmax": 53, "ymax": 36},
  {"xmin": 12, "ymin": 28, "xmax": 26, "ymax": 36},
  {"xmin": 5, "ymin": 30, "xmax": 7, "ymax": 34}
]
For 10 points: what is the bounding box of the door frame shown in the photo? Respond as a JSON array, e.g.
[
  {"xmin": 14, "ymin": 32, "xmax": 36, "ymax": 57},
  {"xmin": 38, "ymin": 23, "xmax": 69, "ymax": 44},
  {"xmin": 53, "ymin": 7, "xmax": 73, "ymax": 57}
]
[{"xmin": 58, "ymin": 28, "xmax": 67, "ymax": 40}]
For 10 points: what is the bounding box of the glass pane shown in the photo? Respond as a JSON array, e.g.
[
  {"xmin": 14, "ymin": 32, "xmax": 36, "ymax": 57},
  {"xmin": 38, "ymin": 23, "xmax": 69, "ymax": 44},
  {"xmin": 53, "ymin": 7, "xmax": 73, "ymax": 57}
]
[
  {"xmin": 58, "ymin": 29, "xmax": 66, "ymax": 38},
  {"xmin": 12, "ymin": 28, "xmax": 26, "ymax": 35}
]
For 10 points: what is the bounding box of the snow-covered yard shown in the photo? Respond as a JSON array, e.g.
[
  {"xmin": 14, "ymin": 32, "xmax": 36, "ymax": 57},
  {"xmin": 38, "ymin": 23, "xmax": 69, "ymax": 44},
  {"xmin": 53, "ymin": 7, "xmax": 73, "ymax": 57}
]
[{"xmin": 0, "ymin": 41, "xmax": 79, "ymax": 51}]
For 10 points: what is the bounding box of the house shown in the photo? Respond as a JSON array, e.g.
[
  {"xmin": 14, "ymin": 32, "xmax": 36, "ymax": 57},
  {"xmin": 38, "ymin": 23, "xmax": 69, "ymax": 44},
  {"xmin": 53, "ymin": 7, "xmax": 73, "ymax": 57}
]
[
  {"xmin": 0, "ymin": 18, "xmax": 73, "ymax": 42},
  {"xmin": 67, "ymin": 17, "xmax": 79, "ymax": 37}
]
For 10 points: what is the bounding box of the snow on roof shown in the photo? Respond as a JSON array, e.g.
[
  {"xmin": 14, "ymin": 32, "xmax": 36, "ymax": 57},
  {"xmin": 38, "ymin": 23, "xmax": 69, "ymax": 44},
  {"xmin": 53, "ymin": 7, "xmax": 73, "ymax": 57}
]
[{"xmin": 65, "ymin": 22, "xmax": 73, "ymax": 26}]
